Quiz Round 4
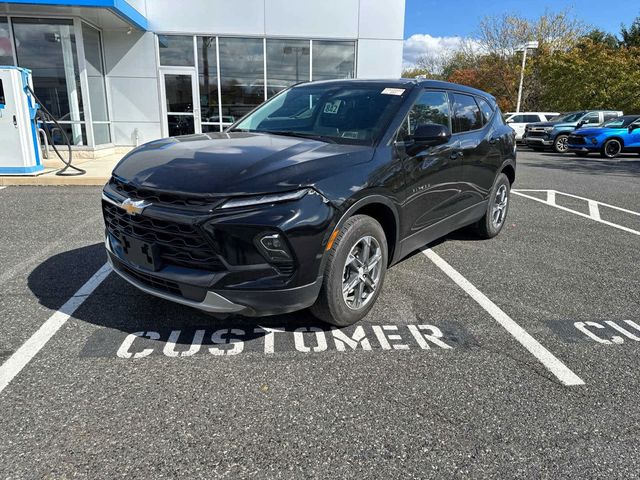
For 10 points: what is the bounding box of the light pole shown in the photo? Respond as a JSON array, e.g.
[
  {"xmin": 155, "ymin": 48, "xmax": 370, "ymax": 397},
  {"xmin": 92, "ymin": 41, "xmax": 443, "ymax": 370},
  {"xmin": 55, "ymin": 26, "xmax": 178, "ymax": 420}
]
[{"xmin": 515, "ymin": 41, "xmax": 539, "ymax": 113}]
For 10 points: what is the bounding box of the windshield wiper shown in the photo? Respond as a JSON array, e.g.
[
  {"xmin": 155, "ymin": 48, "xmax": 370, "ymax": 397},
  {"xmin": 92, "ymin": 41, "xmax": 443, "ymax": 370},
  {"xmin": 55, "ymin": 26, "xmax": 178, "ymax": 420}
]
[{"xmin": 264, "ymin": 130, "xmax": 337, "ymax": 144}]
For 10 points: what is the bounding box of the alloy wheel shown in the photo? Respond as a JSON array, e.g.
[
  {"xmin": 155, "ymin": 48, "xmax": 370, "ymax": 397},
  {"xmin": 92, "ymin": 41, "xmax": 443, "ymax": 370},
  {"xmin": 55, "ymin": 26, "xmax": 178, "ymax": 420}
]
[
  {"xmin": 555, "ymin": 136, "xmax": 569, "ymax": 153},
  {"xmin": 491, "ymin": 184, "xmax": 509, "ymax": 229},
  {"xmin": 605, "ymin": 140, "xmax": 622, "ymax": 158},
  {"xmin": 342, "ymin": 235, "xmax": 383, "ymax": 310}
]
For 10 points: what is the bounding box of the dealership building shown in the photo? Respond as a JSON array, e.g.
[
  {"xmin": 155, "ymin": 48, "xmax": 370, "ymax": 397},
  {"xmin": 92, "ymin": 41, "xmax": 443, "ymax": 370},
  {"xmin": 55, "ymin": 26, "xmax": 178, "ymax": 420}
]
[{"xmin": 0, "ymin": 0, "xmax": 405, "ymax": 155}]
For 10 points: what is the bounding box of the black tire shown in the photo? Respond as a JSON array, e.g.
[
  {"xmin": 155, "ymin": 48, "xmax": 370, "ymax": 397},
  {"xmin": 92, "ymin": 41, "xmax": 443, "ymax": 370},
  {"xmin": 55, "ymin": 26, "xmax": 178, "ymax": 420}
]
[
  {"xmin": 574, "ymin": 152, "xmax": 589, "ymax": 158},
  {"xmin": 553, "ymin": 134, "xmax": 570, "ymax": 154},
  {"xmin": 601, "ymin": 138, "xmax": 622, "ymax": 159},
  {"xmin": 311, "ymin": 215, "xmax": 388, "ymax": 327},
  {"xmin": 473, "ymin": 173, "xmax": 510, "ymax": 239}
]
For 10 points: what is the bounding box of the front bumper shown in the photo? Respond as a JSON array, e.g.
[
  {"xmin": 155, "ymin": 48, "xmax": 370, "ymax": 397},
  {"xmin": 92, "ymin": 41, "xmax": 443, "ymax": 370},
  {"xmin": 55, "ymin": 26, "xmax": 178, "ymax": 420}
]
[
  {"xmin": 107, "ymin": 245, "xmax": 323, "ymax": 315},
  {"xmin": 525, "ymin": 136, "xmax": 553, "ymax": 147},
  {"xmin": 102, "ymin": 179, "xmax": 335, "ymax": 316}
]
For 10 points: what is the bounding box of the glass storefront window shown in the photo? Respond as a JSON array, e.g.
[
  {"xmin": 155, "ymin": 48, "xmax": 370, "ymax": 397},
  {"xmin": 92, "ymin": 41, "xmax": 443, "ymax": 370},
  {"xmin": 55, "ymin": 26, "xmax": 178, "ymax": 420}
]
[
  {"xmin": 0, "ymin": 17, "xmax": 13, "ymax": 64},
  {"xmin": 266, "ymin": 39, "xmax": 310, "ymax": 97},
  {"xmin": 197, "ymin": 36, "xmax": 219, "ymax": 125},
  {"xmin": 312, "ymin": 40, "xmax": 356, "ymax": 81},
  {"xmin": 82, "ymin": 22, "xmax": 110, "ymax": 144},
  {"xmin": 158, "ymin": 35, "xmax": 194, "ymax": 66},
  {"xmin": 218, "ymin": 37, "xmax": 264, "ymax": 124},
  {"xmin": 13, "ymin": 18, "xmax": 85, "ymax": 145}
]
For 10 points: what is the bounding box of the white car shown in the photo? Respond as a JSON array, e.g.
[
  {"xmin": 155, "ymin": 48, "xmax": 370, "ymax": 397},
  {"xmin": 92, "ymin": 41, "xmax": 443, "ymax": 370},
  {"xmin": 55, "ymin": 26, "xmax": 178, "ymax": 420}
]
[{"xmin": 505, "ymin": 112, "xmax": 560, "ymax": 141}]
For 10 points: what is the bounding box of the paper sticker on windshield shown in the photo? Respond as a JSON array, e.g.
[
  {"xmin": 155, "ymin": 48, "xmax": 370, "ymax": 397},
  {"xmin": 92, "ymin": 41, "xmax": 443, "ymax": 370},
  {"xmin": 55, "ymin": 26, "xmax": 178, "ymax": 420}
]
[
  {"xmin": 381, "ymin": 88, "xmax": 405, "ymax": 96},
  {"xmin": 323, "ymin": 100, "xmax": 342, "ymax": 114}
]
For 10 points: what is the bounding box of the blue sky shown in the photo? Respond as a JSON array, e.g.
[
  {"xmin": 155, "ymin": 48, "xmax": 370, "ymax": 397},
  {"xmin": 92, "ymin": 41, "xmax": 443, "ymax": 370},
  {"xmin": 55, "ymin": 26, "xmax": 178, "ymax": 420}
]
[{"xmin": 403, "ymin": 0, "xmax": 640, "ymax": 66}]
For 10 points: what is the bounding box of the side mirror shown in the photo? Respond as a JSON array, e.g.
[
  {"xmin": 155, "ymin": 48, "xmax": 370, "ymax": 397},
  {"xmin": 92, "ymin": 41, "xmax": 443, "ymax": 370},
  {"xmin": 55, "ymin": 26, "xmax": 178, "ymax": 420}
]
[
  {"xmin": 576, "ymin": 121, "xmax": 585, "ymax": 129},
  {"xmin": 629, "ymin": 124, "xmax": 640, "ymax": 132},
  {"xmin": 506, "ymin": 119, "xmax": 514, "ymax": 124},
  {"xmin": 412, "ymin": 124, "xmax": 452, "ymax": 146}
]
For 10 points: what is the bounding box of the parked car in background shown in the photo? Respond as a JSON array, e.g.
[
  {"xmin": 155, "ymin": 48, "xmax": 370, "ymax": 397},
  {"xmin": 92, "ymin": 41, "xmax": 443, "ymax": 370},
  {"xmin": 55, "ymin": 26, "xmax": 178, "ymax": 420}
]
[
  {"xmin": 525, "ymin": 110, "xmax": 623, "ymax": 153},
  {"xmin": 567, "ymin": 115, "xmax": 640, "ymax": 158},
  {"xmin": 505, "ymin": 112, "xmax": 560, "ymax": 141}
]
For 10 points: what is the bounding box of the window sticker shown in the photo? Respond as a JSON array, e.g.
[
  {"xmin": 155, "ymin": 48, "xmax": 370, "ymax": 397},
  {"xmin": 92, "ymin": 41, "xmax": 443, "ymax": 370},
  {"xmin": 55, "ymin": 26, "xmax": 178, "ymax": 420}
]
[
  {"xmin": 381, "ymin": 88, "xmax": 405, "ymax": 96},
  {"xmin": 323, "ymin": 100, "xmax": 342, "ymax": 114}
]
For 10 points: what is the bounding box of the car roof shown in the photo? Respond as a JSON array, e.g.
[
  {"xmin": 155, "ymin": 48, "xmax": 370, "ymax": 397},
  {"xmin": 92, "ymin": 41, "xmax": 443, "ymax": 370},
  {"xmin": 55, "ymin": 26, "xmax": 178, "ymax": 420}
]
[{"xmin": 293, "ymin": 78, "xmax": 497, "ymax": 102}]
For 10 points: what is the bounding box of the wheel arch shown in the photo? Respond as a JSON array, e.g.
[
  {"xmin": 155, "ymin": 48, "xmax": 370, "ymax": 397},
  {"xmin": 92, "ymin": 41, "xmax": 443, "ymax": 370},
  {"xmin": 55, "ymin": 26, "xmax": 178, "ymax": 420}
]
[{"xmin": 335, "ymin": 195, "xmax": 400, "ymax": 266}]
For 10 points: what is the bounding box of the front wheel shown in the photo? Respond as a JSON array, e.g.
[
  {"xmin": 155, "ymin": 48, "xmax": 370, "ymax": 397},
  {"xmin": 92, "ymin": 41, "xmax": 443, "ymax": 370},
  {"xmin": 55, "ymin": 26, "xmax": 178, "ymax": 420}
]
[
  {"xmin": 553, "ymin": 134, "xmax": 570, "ymax": 154},
  {"xmin": 311, "ymin": 215, "xmax": 388, "ymax": 327},
  {"xmin": 473, "ymin": 173, "xmax": 510, "ymax": 239},
  {"xmin": 601, "ymin": 139, "xmax": 622, "ymax": 159}
]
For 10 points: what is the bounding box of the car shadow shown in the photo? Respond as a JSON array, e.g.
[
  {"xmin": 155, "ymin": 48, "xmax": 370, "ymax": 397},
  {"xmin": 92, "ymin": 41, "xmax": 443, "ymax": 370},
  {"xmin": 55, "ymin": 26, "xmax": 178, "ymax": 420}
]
[{"xmin": 28, "ymin": 243, "xmax": 332, "ymax": 346}]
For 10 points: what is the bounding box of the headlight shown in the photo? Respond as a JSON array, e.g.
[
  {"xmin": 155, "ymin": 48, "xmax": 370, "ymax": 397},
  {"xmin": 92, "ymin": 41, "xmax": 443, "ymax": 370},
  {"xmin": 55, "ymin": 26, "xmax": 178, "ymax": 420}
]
[
  {"xmin": 220, "ymin": 188, "xmax": 311, "ymax": 209},
  {"xmin": 544, "ymin": 127, "xmax": 554, "ymax": 133}
]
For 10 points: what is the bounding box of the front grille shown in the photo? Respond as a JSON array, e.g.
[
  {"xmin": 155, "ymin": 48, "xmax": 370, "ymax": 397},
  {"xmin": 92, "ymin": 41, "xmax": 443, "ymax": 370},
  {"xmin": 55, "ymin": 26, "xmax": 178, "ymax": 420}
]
[
  {"xmin": 109, "ymin": 176, "xmax": 217, "ymax": 210},
  {"xmin": 103, "ymin": 201, "xmax": 225, "ymax": 271},
  {"xmin": 568, "ymin": 136, "xmax": 586, "ymax": 145},
  {"xmin": 112, "ymin": 255, "xmax": 182, "ymax": 296},
  {"xmin": 527, "ymin": 131, "xmax": 547, "ymax": 138}
]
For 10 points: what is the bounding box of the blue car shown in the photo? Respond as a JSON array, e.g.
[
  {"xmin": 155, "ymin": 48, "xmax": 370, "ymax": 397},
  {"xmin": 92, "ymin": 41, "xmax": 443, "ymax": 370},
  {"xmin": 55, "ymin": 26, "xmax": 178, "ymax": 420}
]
[{"xmin": 567, "ymin": 115, "xmax": 640, "ymax": 158}]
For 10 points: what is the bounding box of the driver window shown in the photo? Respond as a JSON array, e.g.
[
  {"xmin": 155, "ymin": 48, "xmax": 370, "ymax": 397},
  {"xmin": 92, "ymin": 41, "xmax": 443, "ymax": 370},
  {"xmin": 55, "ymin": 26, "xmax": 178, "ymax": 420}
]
[
  {"xmin": 397, "ymin": 90, "xmax": 451, "ymax": 142},
  {"xmin": 582, "ymin": 113, "xmax": 599, "ymax": 124}
]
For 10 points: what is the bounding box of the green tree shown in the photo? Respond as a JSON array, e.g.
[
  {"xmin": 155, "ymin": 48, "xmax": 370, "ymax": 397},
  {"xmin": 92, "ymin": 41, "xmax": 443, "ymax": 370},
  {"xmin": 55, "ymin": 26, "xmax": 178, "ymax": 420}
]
[
  {"xmin": 540, "ymin": 39, "xmax": 640, "ymax": 113},
  {"xmin": 583, "ymin": 29, "xmax": 619, "ymax": 49},
  {"xmin": 620, "ymin": 17, "xmax": 640, "ymax": 48}
]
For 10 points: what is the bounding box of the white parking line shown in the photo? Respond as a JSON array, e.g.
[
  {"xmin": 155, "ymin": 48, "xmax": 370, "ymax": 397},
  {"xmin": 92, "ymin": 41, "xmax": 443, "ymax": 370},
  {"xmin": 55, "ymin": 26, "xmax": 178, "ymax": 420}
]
[
  {"xmin": 423, "ymin": 248, "xmax": 585, "ymax": 386},
  {"xmin": 0, "ymin": 186, "xmax": 6, "ymax": 190},
  {"xmin": 0, "ymin": 263, "xmax": 111, "ymax": 395},
  {"xmin": 513, "ymin": 189, "xmax": 640, "ymax": 236}
]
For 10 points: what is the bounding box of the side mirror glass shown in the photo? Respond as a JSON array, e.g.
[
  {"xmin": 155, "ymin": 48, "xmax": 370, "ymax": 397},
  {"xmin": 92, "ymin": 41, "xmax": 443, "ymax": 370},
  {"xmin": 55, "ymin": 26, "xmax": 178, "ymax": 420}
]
[{"xmin": 412, "ymin": 124, "xmax": 452, "ymax": 147}]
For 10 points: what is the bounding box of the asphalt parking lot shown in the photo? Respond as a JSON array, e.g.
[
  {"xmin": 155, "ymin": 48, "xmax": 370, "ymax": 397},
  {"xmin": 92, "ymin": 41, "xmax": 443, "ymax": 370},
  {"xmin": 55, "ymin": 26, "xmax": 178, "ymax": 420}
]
[{"xmin": 1, "ymin": 149, "xmax": 639, "ymax": 479}]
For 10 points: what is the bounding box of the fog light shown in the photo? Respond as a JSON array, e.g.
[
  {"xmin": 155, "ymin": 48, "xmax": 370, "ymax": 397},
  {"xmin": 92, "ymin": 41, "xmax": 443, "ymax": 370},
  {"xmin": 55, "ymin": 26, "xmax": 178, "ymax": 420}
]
[
  {"xmin": 591, "ymin": 138, "xmax": 598, "ymax": 145},
  {"xmin": 256, "ymin": 233, "xmax": 292, "ymax": 263}
]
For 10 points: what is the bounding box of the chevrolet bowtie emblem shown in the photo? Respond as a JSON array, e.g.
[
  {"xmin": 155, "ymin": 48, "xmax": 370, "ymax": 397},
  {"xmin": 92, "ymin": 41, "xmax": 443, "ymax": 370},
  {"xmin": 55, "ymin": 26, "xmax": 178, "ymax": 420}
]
[{"xmin": 121, "ymin": 198, "xmax": 151, "ymax": 215}]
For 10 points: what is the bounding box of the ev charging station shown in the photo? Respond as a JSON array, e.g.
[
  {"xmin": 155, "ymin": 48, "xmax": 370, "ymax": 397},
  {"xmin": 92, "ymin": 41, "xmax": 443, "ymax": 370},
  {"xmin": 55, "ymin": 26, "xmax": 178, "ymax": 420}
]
[{"xmin": 0, "ymin": 66, "xmax": 44, "ymax": 175}]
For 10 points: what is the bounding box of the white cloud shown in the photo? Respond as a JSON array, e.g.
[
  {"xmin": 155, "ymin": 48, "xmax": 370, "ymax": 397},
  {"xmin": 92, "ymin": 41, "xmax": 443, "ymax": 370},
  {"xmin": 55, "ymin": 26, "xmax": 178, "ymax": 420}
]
[{"xmin": 402, "ymin": 34, "xmax": 467, "ymax": 68}]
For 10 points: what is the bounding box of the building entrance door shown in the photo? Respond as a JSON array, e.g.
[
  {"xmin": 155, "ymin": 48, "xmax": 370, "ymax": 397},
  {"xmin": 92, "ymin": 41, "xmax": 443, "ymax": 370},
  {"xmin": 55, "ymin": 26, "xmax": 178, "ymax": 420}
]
[{"xmin": 160, "ymin": 69, "xmax": 200, "ymax": 137}]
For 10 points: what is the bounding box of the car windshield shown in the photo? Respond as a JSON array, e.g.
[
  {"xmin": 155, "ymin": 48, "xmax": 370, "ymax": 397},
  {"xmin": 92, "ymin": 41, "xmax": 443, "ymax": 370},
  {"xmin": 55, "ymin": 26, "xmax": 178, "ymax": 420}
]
[
  {"xmin": 602, "ymin": 116, "xmax": 639, "ymax": 128},
  {"xmin": 559, "ymin": 111, "xmax": 587, "ymax": 123},
  {"xmin": 231, "ymin": 83, "xmax": 408, "ymax": 145}
]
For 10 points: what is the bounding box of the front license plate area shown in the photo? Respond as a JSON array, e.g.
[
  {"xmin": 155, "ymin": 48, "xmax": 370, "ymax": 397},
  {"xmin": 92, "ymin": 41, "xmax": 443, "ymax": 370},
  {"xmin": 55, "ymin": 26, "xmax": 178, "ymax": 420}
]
[{"xmin": 122, "ymin": 235, "xmax": 160, "ymax": 271}]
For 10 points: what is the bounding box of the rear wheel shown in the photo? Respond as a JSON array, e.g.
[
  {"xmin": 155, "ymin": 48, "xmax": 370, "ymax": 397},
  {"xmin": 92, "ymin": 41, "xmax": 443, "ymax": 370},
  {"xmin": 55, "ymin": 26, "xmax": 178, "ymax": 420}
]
[
  {"xmin": 473, "ymin": 173, "xmax": 510, "ymax": 239},
  {"xmin": 601, "ymin": 139, "xmax": 622, "ymax": 159},
  {"xmin": 553, "ymin": 134, "xmax": 570, "ymax": 154},
  {"xmin": 311, "ymin": 215, "xmax": 388, "ymax": 327}
]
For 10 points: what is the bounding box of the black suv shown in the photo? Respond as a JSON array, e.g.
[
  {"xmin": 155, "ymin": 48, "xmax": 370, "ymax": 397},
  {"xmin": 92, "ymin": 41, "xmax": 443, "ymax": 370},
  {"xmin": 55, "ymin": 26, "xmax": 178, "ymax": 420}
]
[{"xmin": 102, "ymin": 79, "xmax": 516, "ymax": 326}]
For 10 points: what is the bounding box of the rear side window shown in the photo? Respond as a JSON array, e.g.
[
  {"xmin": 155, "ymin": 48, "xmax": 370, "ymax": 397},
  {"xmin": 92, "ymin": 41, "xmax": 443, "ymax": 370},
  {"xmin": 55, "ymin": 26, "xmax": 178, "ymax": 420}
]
[
  {"xmin": 603, "ymin": 112, "xmax": 619, "ymax": 122},
  {"xmin": 0, "ymin": 78, "xmax": 5, "ymax": 106},
  {"xmin": 523, "ymin": 115, "xmax": 540, "ymax": 123},
  {"xmin": 451, "ymin": 93, "xmax": 483, "ymax": 133},
  {"xmin": 397, "ymin": 90, "xmax": 451, "ymax": 142},
  {"xmin": 476, "ymin": 97, "xmax": 494, "ymax": 124}
]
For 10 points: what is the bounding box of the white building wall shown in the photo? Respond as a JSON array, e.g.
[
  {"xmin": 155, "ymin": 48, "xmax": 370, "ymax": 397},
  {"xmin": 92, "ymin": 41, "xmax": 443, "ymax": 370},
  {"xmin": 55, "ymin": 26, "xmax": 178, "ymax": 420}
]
[
  {"xmin": 104, "ymin": 0, "xmax": 405, "ymax": 145},
  {"xmin": 102, "ymin": 30, "xmax": 162, "ymax": 146}
]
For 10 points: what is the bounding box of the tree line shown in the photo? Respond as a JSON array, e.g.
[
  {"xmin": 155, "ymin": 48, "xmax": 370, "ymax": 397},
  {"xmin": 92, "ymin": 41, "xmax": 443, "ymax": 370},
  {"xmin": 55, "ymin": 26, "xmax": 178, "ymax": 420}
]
[{"xmin": 403, "ymin": 10, "xmax": 640, "ymax": 114}]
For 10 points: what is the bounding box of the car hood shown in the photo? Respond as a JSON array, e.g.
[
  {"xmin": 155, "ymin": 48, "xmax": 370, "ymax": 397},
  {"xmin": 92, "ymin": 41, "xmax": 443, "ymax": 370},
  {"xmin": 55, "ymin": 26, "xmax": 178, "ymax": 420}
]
[
  {"xmin": 528, "ymin": 121, "xmax": 577, "ymax": 129},
  {"xmin": 112, "ymin": 132, "xmax": 375, "ymax": 197}
]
